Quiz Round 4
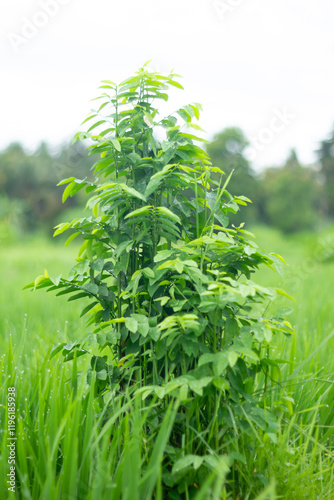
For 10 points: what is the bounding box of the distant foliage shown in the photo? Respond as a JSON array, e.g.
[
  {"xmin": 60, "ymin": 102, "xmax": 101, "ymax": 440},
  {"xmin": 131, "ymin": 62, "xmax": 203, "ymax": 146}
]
[
  {"xmin": 316, "ymin": 126, "xmax": 334, "ymax": 217},
  {"xmin": 0, "ymin": 141, "xmax": 94, "ymax": 233},
  {"xmin": 260, "ymin": 150, "xmax": 320, "ymax": 233},
  {"xmin": 206, "ymin": 131, "xmax": 323, "ymax": 233},
  {"xmin": 206, "ymin": 127, "xmax": 261, "ymax": 225}
]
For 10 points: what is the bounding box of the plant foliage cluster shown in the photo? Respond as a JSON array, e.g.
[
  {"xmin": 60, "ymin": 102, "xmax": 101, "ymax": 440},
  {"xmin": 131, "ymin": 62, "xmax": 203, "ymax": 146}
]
[{"xmin": 26, "ymin": 65, "xmax": 294, "ymax": 497}]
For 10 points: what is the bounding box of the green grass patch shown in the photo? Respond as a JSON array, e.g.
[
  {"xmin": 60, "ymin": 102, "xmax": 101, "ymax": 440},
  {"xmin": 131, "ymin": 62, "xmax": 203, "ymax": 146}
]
[{"xmin": 1, "ymin": 230, "xmax": 334, "ymax": 499}]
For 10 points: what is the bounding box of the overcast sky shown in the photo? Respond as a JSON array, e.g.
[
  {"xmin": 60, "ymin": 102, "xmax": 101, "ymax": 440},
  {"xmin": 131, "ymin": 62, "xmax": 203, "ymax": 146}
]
[{"xmin": 1, "ymin": 0, "xmax": 333, "ymax": 169}]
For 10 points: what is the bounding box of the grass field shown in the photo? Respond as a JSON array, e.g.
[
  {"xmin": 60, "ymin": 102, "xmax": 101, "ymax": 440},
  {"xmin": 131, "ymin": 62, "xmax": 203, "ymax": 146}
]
[{"xmin": 1, "ymin": 226, "xmax": 334, "ymax": 499}]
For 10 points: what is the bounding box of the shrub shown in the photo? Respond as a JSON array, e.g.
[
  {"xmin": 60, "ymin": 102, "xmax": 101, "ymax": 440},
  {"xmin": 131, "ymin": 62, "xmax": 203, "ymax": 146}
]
[{"xmin": 26, "ymin": 65, "xmax": 293, "ymax": 496}]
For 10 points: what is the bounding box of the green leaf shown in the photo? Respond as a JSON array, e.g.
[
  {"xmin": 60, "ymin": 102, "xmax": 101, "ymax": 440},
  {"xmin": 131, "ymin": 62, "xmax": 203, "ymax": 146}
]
[
  {"xmin": 34, "ymin": 275, "xmax": 48, "ymax": 289},
  {"xmin": 188, "ymin": 376, "xmax": 212, "ymax": 396},
  {"xmin": 144, "ymin": 177, "xmax": 163, "ymax": 198},
  {"xmin": 81, "ymin": 114, "xmax": 96, "ymax": 125},
  {"xmin": 80, "ymin": 301, "xmax": 98, "ymax": 317},
  {"xmin": 142, "ymin": 267, "xmax": 155, "ymax": 278},
  {"xmin": 82, "ymin": 283, "xmax": 99, "ymax": 295},
  {"xmin": 172, "ymin": 455, "xmax": 203, "ymax": 474},
  {"xmin": 225, "ymin": 317, "xmax": 239, "ymax": 340},
  {"xmin": 96, "ymin": 369, "xmax": 107, "ymax": 380},
  {"xmin": 49, "ymin": 274, "xmax": 61, "ymax": 286},
  {"xmin": 167, "ymin": 79, "xmax": 184, "ymax": 90},
  {"xmin": 179, "ymin": 132, "xmax": 207, "ymax": 143},
  {"xmin": 62, "ymin": 182, "xmax": 75, "ymax": 203},
  {"xmin": 64, "ymin": 232, "xmax": 81, "ymax": 247},
  {"xmin": 127, "ymin": 270, "xmax": 142, "ymax": 295},
  {"xmin": 239, "ymin": 347, "xmax": 259, "ymax": 362},
  {"xmin": 111, "ymin": 138, "xmax": 121, "ymax": 151},
  {"xmin": 131, "ymin": 314, "xmax": 149, "ymax": 337},
  {"xmin": 125, "ymin": 317, "xmax": 138, "ymax": 333},
  {"xmin": 175, "ymin": 260, "xmax": 184, "ymax": 274},
  {"xmin": 228, "ymin": 351, "xmax": 238, "ymax": 367},
  {"xmin": 199, "ymin": 352, "xmax": 229, "ymax": 376},
  {"xmin": 90, "ymin": 258, "xmax": 104, "ymax": 273},
  {"xmin": 229, "ymin": 452, "xmax": 247, "ymax": 465},
  {"xmin": 87, "ymin": 120, "xmax": 106, "ymax": 133},
  {"xmin": 125, "ymin": 206, "xmax": 152, "ymax": 219},
  {"xmin": 271, "ymin": 253, "xmax": 287, "ymax": 264},
  {"xmin": 100, "ymin": 79, "xmax": 116, "ymax": 86},
  {"xmin": 156, "ymin": 207, "xmax": 181, "ymax": 224},
  {"xmin": 91, "ymin": 355, "xmax": 107, "ymax": 371},
  {"xmin": 182, "ymin": 337, "xmax": 199, "ymax": 357},
  {"xmin": 121, "ymin": 185, "xmax": 147, "ymax": 201},
  {"xmin": 176, "ymin": 110, "xmax": 189, "ymax": 123},
  {"xmin": 49, "ymin": 343, "xmax": 66, "ymax": 359},
  {"xmin": 275, "ymin": 288, "xmax": 296, "ymax": 302},
  {"xmin": 154, "ymin": 249, "xmax": 175, "ymax": 262},
  {"xmin": 57, "ymin": 176, "xmax": 75, "ymax": 186}
]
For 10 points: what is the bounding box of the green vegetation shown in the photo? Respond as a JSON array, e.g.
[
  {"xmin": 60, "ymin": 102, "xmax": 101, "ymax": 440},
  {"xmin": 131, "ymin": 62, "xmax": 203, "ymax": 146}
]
[
  {"xmin": 1, "ymin": 118, "xmax": 333, "ymax": 238},
  {"xmin": 0, "ymin": 141, "xmax": 94, "ymax": 235},
  {"xmin": 1, "ymin": 66, "xmax": 334, "ymax": 499},
  {"xmin": 1, "ymin": 228, "xmax": 334, "ymax": 499},
  {"xmin": 24, "ymin": 66, "xmax": 294, "ymax": 497},
  {"xmin": 206, "ymin": 128, "xmax": 260, "ymax": 226},
  {"xmin": 316, "ymin": 126, "xmax": 334, "ymax": 217},
  {"xmin": 206, "ymin": 130, "xmax": 324, "ymax": 234},
  {"xmin": 260, "ymin": 150, "xmax": 320, "ymax": 233}
]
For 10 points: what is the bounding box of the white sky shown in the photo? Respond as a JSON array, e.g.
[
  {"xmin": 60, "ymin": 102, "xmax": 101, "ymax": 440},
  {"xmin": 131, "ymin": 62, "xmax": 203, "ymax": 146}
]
[{"xmin": 1, "ymin": 0, "xmax": 333, "ymax": 169}]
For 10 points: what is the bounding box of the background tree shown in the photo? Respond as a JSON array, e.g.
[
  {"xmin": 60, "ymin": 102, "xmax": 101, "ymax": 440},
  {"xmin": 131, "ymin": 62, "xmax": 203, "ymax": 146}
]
[
  {"xmin": 260, "ymin": 149, "xmax": 320, "ymax": 233},
  {"xmin": 206, "ymin": 127, "xmax": 260, "ymax": 225},
  {"xmin": 0, "ymin": 141, "xmax": 94, "ymax": 234},
  {"xmin": 316, "ymin": 125, "xmax": 334, "ymax": 217}
]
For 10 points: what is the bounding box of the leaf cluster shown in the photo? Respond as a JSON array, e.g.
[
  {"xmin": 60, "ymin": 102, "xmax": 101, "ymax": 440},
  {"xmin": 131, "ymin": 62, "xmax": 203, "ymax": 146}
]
[{"xmin": 26, "ymin": 64, "xmax": 294, "ymax": 494}]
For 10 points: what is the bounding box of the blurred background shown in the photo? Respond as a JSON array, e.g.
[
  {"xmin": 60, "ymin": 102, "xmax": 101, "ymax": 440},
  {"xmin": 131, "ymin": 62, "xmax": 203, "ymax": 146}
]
[{"xmin": 1, "ymin": 0, "xmax": 334, "ymax": 341}]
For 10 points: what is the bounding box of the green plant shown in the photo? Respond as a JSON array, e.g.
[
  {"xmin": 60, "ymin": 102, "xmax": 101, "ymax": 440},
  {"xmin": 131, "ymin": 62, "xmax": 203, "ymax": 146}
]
[{"xmin": 26, "ymin": 64, "xmax": 294, "ymax": 496}]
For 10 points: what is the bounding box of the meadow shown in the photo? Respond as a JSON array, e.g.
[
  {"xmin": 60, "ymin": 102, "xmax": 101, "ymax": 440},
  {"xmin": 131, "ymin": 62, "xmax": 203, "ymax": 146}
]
[{"xmin": 1, "ymin": 226, "xmax": 334, "ymax": 499}]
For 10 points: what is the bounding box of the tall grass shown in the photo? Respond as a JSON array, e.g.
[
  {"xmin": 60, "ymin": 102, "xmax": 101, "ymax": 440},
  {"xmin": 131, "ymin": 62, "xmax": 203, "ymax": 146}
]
[{"xmin": 1, "ymin": 228, "xmax": 334, "ymax": 499}]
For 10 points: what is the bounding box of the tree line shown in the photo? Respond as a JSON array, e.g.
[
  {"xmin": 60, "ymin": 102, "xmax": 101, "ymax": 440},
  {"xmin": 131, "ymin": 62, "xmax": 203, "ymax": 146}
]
[
  {"xmin": 0, "ymin": 141, "xmax": 94, "ymax": 236},
  {"xmin": 1, "ymin": 125, "xmax": 334, "ymax": 236},
  {"xmin": 207, "ymin": 126, "xmax": 334, "ymax": 232}
]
